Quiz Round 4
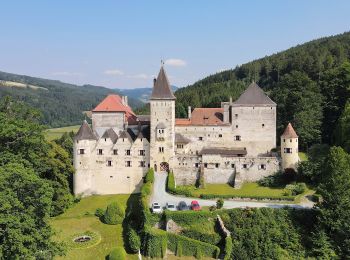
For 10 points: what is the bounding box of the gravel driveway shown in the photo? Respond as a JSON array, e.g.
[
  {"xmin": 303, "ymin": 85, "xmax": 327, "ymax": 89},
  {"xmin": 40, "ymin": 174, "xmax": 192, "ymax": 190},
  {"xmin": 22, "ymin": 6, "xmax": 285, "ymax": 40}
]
[{"xmin": 150, "ymin": 172, "xmax": 314, "ymax": 210}]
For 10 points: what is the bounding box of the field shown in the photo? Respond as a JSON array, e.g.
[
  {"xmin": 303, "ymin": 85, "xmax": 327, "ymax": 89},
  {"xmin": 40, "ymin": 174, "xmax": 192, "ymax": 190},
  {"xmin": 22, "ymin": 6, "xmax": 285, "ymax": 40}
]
[
  {"xmin": 51, "ymin": 194, "xmax": 139, "ymax": 260},
  {"xmin": 45, "ymin": 125, "xmax": 80, "ymax": 141},
  {"xmin": 188, "ymin": 182, "xmax": 286, "ymax": 197}
]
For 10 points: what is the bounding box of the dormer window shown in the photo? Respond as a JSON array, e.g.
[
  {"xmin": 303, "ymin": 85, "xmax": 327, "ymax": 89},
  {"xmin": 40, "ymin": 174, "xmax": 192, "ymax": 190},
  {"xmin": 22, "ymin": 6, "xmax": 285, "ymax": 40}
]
[{"xmin": 97, "ymin": 149, "xmax": 103, "ymax": 155}]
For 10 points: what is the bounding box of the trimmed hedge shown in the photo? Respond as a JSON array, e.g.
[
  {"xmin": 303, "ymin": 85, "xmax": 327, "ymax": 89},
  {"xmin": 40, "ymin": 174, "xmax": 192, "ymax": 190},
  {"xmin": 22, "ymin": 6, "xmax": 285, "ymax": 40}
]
[
  {"xmin": 167, "ymin": 232, "xmax": 220, "ymax": 258},
  {"xmin": 199, "ymin": 193, "xmax": 295, "ymax": 201},
  {"xmin": 165, "ymin": 211, "xmax": 215, "ymax": 226},
  {"xmin": 140, "ymin": 169, "xmax": 154, "ymax": 226},
  {"xmin": 167, "ymin": 171, "xmax": 193, "ymax": 196},
  {"xmin": 142, "ymin": 227, "xmax": 167, "ymax": 258},
  {"xmin": 104, "ymin": 201, "xmax": 125, "ymax": 225},
  {"xmin": 145, "ymin": 168, "xmax": 154, "ymax": 183},
  {"xmin": 224, "ymin": 236, "xmax": 233, "ymax": 260},
  {"xmin": 181, "ymin": 229, "xmax": 221, "ymax": 245},
  {"xmin": 109, "ymin": 246, "xmax": 126, "ymax": 260},
  {"xmin": 125, "ymin": 226, "xmax": 141, "ymax": 253}
]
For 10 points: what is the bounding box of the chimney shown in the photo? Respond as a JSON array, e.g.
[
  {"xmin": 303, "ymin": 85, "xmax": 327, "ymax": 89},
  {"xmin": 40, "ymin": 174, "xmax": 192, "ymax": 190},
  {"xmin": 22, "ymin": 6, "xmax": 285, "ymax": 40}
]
[
  {"xmin": 124, "ymin": 96, "xmax": 128, "ymax": 106},
  {"xmin": 188, "ymin": 106, "xmax": 192, "ymax": 119},
  {"xmin": 153, "ymin": 78, "xmax": 157, "ymax": 87}
]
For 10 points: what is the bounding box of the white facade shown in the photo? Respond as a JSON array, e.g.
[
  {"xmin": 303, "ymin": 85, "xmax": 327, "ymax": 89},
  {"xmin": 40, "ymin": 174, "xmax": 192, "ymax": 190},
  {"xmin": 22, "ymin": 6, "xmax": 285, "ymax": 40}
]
[{"xmin": 73, "ymin": 67, "xmax": 298, "ymax": 196}]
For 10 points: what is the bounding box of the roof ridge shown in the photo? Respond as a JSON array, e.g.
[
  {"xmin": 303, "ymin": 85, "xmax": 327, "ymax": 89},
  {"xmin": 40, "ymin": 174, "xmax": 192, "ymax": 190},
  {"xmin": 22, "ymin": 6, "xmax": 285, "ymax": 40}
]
[{"xmin": 150, "ymin": 66, "xmax": 176, "ymax": 100}]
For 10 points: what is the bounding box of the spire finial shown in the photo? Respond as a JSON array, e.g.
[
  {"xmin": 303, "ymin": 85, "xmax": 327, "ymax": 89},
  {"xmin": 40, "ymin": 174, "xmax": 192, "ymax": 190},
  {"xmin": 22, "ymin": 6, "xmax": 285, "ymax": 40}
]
[{"xmin": 161, "ymin": 59, "xmax": 164, "ymax": 66}]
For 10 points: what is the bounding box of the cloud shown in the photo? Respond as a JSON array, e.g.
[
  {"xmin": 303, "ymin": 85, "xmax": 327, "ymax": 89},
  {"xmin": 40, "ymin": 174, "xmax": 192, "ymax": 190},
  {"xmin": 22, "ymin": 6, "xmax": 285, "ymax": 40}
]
[
  {"xmin": 51, "ymin": 71, "xmax": 83, "ymax": 76},
  {"xmin": 103, "ymin": 69, "xmax": 124, "ymax": 76},
  {"xmin": 165, "ymin": 58, "xmax": 187, "ymax": 67}
]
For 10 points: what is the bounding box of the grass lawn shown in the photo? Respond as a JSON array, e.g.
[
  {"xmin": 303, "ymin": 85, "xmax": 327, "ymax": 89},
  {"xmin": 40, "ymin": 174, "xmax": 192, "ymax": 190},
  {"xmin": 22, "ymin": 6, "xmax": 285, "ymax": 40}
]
[
  {"xmin": 51, "ymin": 194, "xmax": 139, "ymax": 260},
  {"xmin": 185, "ymin": 182, "xmax": 287, "ymax": 198},
  {"xmin": 45, "ymin": 125, "xmax": 80, "ymax": 141},
  {"xmin": 299, "ymin": 152, "xmax": 308, "ymax": 161}
]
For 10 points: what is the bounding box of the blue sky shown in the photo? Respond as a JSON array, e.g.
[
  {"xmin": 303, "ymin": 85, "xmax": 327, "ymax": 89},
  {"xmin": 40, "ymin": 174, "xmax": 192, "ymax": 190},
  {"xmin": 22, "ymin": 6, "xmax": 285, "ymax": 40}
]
[{"xmin": 1, "ymin": 1, "xmax": 350, "ymax": 89}]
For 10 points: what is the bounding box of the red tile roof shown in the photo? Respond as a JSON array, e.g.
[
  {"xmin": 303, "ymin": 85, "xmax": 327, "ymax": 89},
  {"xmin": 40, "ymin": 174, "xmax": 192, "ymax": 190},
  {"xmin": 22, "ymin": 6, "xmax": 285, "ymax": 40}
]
[
  {"xmin": 92, "ymin": 94, "xmax": 136, "ymax": 122},
  {"xmin": 281, "ymin": 123, "xmax": 298, "ymax": 138},
  {"xmin": 176, "ymin": 108, "xmax": 226, "ymax": 126}
]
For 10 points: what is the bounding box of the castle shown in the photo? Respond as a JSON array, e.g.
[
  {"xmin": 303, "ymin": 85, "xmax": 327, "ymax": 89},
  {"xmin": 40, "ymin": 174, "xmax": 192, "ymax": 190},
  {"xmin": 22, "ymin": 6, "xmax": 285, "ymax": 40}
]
[{"xmin": 73, "ymin": 66, "xmax": 299, "ymax": 196}]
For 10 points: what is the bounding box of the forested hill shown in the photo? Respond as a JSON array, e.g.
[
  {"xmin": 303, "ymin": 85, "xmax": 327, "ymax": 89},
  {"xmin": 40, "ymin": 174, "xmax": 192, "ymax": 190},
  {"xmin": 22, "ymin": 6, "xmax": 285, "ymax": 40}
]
[
  {"xmin": 0, "ymin": 71, "xmax": 143, "ymax": 127},
  {"xmin": 175, "ymin": 31, "xmax": 350, "ymax": 148}
]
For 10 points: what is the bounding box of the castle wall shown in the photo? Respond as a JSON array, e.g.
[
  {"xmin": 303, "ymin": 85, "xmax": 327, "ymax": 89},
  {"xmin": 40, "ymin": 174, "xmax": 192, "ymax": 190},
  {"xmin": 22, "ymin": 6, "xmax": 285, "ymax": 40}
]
[
  {"xmin": 150, "ymin": 100, "xmax": 175, "ymax": 171},
  {"xmin": 92, "ymin": 112, "xmax": 125, "ymax": 131},
  {"xmin": 230, "ymin": 106, "xmax": 276, "ymax": 156}
]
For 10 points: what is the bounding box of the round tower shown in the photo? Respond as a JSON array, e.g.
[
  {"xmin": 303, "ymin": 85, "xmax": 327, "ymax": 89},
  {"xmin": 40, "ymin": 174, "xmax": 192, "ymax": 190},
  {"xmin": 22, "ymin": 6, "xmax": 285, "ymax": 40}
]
[{"xmin": 280, "ymin": 122, "xmax": 299, "ymax": 171}]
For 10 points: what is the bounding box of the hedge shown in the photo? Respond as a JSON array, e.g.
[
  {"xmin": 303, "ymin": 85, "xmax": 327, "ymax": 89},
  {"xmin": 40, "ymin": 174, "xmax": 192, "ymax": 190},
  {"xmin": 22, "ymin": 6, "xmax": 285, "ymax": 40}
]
[
  {"xmin": 125, "ymin": 226, "xmax": 141, "ymax": 254},
  {"xmin": 223, "ymin": 236, "xmax": 233, "ymax": 260},
  {"xmin": 104, "ymin": 201, "xmax": 125, "ymax": 225},
  {"xmin": 199, "ymin": 193, "xmax": 295, "ymax": 201},
  {"xmin": 167, "ymin": 232, "xmax": 220, "ymax": 258},
  {"xmin": 142, "ymin": 227, "xmax": 167, "ymax": 258},
  {"xmin": 166, "ymin": 172, "xmax": 194, "ymax": 196},
  {"xmin": 145, "ymin": 168, "xmax": 154, "ymax": 183},
  {"xmin": 140, "ymin": 169, "xmax": 154, "ymax": 226},
  {"xmin": 108, "ymin": 247, "xmax": 126, "ymax": 260},
  {"xmin": 165, "ymin": 211, "xmax": 215, "ymax": 226},
  {"xmin": 181, "ymin": 229, "xmax": 221, "ymax": 245}
]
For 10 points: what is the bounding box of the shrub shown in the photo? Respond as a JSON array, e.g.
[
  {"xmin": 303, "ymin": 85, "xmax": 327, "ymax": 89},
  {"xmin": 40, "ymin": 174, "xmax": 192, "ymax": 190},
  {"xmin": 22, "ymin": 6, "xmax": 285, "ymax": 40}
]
[
  {"xmin": 176, "ymin": 241, "xmax": 183, "ymax": 257},
  {"xmin": 216, "ymin": 198, "xmax": 224, "ymax": 209},
  {"xmin": 181, "ymin": 229, "xmax": 222, "ymax": 245},
  {"xmin": 200, "ymin": 193, "xmax": 295, "ymax": 201},
  {"xmin": 196, "ymin": 175, "xmax": 205, "ymax": 189},
  {"xmin": 165, "ymin": 211, "xmax": 215, "ymax": 226},
  {"xmin": 195, "ymin": 247, "xmax": 202, "ymax": 259},
  {"xmin": 145, "ymin": 168, "xmax": 154, "ymax": 183},
  {"xmin": 258, "ymin": 171, "xmax": 285, "ymax": 187},
  {"xmin": 125, "ymin": 226, "xmax": 141, "ymax": 253},
  {"xmin": 104, "ymin": 202, "xmax": 125, "ymax": 225},
  {"xmin": 95, "ymin": 208, "xmax": 104, "ymax": 218},
  {"xmin": 224, "ymin": 236, "xmax": 233, "ymax": 260},
  {"xmin": 167, "ymin": 171, "xmax": 176, "ymax": 193},
  {"xmin": 108, "ymin": 247, "xmax": 126, "ymax": 260},
  {"xmin": 167, "ymin": 232, "xmax": 220, "ymax": 258},
  {"xmin": 285, "ymin": 183, "xmax": 307, "ymax": 196},
  {"xmin": 209, "ymin": 205, "xmax": 217, "ymax": 211},
  {"xmin": 142, "ymin": 227, "xmax": 167, "ymax": 258}
]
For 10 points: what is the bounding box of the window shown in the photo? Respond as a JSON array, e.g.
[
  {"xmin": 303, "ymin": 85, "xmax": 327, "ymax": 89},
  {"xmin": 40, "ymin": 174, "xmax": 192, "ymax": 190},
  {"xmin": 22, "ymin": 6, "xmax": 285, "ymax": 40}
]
[
  {"xmin": 107, "ymin": 160, "xmax": 112, "ymax": 167},
  {"xmin": 79, "ymin": 149, "xmax": 85, "ymax": 155},
  {"xmin": 284, "ymin": 148, "xmax": 292, "ymax": 154},
  {"xmin": 283, "ymin": 139, "xmax": 285, "ymax": 143},
  {"xmin": 159, "ymin": 147, "xmax": 164, "ymax": 153},
  {"xmin": 204, "ymin": 163, "xmax": 208, "ymax": 168},
  {"xmin": 177, "ymin": 144, "xmax": 184, "ymax": 149},
  {"xmin": 104, "ymin": 138, "xmax": 107, "ymax": 142},
  {"xmin": 259, "ymin": 164, "xmax": 266, "ymax": 170},
  {"xmin": 113, "ymin": 149, "xmax": 118, "ymax": 155},
  {"xmin": 126, "ymin": 161, "xmax": 132, "ymax": 167},
  {"xmin": 139, "ymin": 161, "xmax": 145, "ymax": 167},
  {"xmin": 231, "ymin": 163, "xmax": 235, "ymax": 168},
  {"xmin": 235, "ymin": 114, "xmax": 238, "ymax": 118},
  {"xmin": 139, "ymin": 150, "xmax": 145, "ymax": 156},
  {"xmin": 236, "ymin": 125, "xmax": 238, "ymax": 128},
  {"xmin": 235, "ymin": 135, "xmax": 241, "ymax": 141},
  {"xmin": 262, "ymin": 124, "xmax": 265, "ymax": 128},
  {"xmin": 126, "ymin": 150, "xmax": 131, "ymax": 156},
  {"xmin": 195, "ymin": 163, "xmax": 199, "ymax": 168},
  {"xmin": 215, "ymin": 163, "xmax": 220, "ymax": 168},
  {"xmin": 219, "ymin": 134, "xmax": 222, "ymax": 138},
  {"xmin": 242, "ymin": 164, "xmax": 248, "ymax": 169},
  {"xmin": 198, "ymin": 137, "xmax": 203, "ymax": 141},
  {"xmin": 97, "ymin": 149, "xmax": 103, "ymax": 155}
]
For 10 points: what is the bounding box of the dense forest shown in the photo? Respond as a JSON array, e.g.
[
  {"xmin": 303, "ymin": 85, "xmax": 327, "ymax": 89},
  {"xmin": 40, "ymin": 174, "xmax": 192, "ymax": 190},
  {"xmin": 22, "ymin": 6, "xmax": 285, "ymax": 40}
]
[
  {"xmin": 175, "ymin": 32, "xmax": 350, "ymax": 149},
  {"xmin": 0, "ymin": 72, "xmax": 143, "ymax": 127}
]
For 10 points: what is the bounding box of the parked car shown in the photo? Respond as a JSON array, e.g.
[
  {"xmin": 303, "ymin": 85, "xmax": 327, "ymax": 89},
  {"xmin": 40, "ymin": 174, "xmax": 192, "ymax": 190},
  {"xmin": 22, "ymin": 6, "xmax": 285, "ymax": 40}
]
[
  {"xmin": 191, "ymin": 200, "xmax": 201, "ymax": 211},
  {"xmin": 166, "ymin": 202, "xmax": 176, "ymax": 211},
  {"xmin": 178, "ymin": 201, "xmax": 189, "ymax": 211},
  {"xmin": 151, "ymin": 202, "xmax": 162, "ymax": 213}
]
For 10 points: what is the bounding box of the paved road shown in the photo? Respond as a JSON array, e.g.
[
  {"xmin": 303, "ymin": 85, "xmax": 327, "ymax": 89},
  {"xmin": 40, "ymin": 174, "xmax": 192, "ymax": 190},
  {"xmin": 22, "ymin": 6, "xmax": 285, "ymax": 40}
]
[{"xmin": 150, "ymin": 172, "xmax": 314, "ymax": 210}]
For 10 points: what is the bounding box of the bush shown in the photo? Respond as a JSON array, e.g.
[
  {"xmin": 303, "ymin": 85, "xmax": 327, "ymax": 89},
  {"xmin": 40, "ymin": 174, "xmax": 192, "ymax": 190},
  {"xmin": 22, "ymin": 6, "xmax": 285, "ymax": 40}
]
[
  {"xmin": 176, "ymin": 241, "xmax": 183, "ymax": 257},
  {"xmin": 216, "ymin": 198, "xmax": 224, "ymax": 209},
  {"xmin": 125, "ymin": 226, "xmax": 141, "ymax": 253},
  {"xmin": 167, "ymin": 232, "xmax": 220, "ymax": 258},
  {"xmin": 181, "ymin": 229, "xmax": 222, "ymax": 245},
  {"xmin": 224, "ymin": 236, "xmax": 233, "ymax": 260},
  {"xmin": 196, "ymin": 175, "xmax": 205, "ymax": 189},
  {"xmin": 199, "ymin": 193, "xmax": 295, "ymax": 201},
  {"xmin": 209, "ymin": 205, "xmax": 217, "ymax": 211},
  {"xmin": 258, "ymin": 171, "xmax": 285, "ymax": 187},
  {"xmin": 195, "ymin": 247, "xmax": 202, "ymax": 259},
  {"xmin": 108, "ymin": 247, "xmax": 126, "ymax": 260},
  {"xmin": 165, "ymin": 211, "xmax": 215, "ymax": 226},
  {"xmin": 104, "ymin": 202, "xmax": 125, "ymax": 225},
  {"xmin": 95, "ymin": 208, "xmax": 104, "ymax": 218},
  {"xmin": 142, "ymin": 227, "xmax": 167, "ymax": 258},
  {"xmin": 145, "ymin": 168, "xmax": 154, "ymax": 183},
  {"xmin": 285, "ymin": 183, "xmax": 307, "ymax": 196},
  {"xmin": 167, "ymin": 172, "xmax": 194, "ymax": 196}
]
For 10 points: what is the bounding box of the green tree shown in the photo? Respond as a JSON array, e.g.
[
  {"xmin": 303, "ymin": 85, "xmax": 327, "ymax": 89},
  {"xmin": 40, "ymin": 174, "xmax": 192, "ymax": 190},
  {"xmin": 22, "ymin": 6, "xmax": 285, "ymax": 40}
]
[
  {"xmin": 0, "ymin": 163, "xmax": 64, "ymax": 258},
  {"xmin": 104, "ymin": 201, "xmax": 125, "ymax": 225},
  {"xmin": 318, "ymin": 146, "xmax": 350, "ymax": 258},
  {"xmin": 309, "ymin": 230, "xmax": 337, "ymax": 259},
  {"xmin": 334, "ymin": 101, "xmax": 350, "ymax": 153}
]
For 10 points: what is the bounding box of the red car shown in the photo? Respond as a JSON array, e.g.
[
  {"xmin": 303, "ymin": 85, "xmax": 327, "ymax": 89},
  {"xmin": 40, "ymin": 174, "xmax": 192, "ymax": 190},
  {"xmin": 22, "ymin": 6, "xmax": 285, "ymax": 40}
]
[{"xmin": 191, "ymin": 200, "xmax": 201, "ymax": 211}]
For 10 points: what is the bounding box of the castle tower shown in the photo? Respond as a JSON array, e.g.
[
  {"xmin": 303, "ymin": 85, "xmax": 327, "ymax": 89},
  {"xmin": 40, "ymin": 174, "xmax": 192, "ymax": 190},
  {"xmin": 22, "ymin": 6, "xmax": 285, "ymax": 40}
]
[
  {"xmin": 73, "ymin": 120, "xmax": 98, "ymax": 195},
  {"xmin": 281, "ymin": 122, "xmax": 299, "ymax": 171},
  {"xmin": 150, "ymin": 65, "xmax": 176, "ymax": 172}
]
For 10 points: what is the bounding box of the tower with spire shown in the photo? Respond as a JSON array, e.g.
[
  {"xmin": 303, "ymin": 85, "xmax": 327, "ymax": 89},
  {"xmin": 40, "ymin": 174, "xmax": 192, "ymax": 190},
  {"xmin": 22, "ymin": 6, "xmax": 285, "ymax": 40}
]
[
  {"xmin": 149, "ymin": 65, "xmax": 176, "ymax": 172},
  {"xmin": 280, "ymin": 122, "xmax": 299, "ymax": 171}
]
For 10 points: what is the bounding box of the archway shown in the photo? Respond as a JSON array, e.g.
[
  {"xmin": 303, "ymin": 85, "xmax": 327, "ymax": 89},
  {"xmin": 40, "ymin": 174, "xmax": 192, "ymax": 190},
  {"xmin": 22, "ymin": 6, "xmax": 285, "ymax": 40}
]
[{"xmin": 160, "ymin": 162, "xmax": 169, "ymax": 172}]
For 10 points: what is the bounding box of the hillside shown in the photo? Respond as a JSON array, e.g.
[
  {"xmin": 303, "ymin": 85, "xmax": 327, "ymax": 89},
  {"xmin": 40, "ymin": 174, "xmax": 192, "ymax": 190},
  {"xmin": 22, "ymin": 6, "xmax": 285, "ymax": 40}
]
[
  {"xmin": 175, "ymin": 31, "xmax": 350, "ymax": 148},
  {"xmin": 0, "ymin": 72, "xmax": 143, "ymax": 127},
  {"xmin": 116, "ymin": 85, "xmax": 178, "ymax": 103}
]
